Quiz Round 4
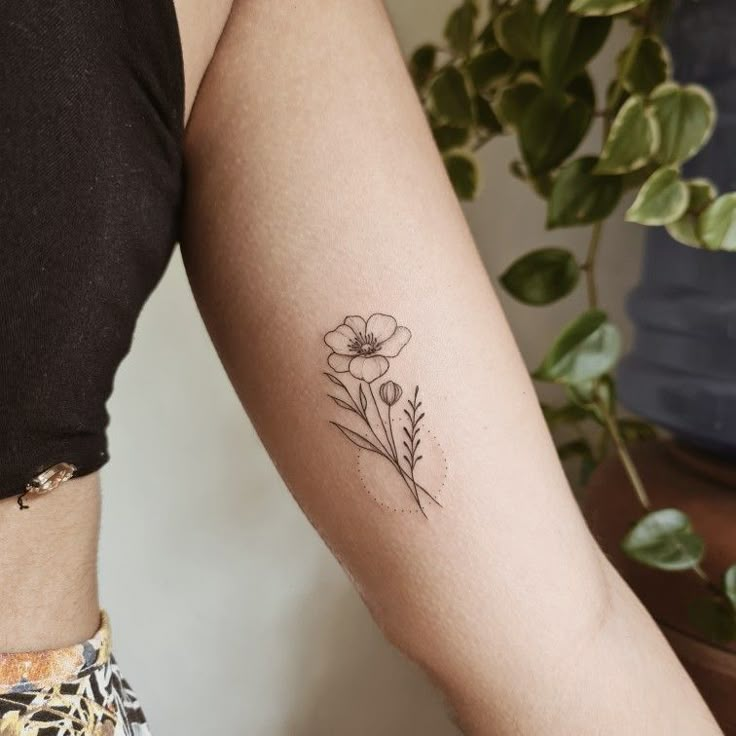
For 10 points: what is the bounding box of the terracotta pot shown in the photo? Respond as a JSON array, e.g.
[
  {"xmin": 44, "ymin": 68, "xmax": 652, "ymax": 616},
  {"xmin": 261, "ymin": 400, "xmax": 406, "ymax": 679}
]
[{"xmin": 584, "ymin": 440, "xmax": 736, "ymax": 734}]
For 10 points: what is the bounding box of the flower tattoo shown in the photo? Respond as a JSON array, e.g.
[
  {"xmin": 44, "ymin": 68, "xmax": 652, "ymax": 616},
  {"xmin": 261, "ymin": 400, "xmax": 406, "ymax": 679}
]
[
  {"xmin": 324, "ymin": 313, "xmax": 442, "ymax": 517},
  {"xmin": 324, "ymin": 313, "xmax": 412, "ymax": 383}
]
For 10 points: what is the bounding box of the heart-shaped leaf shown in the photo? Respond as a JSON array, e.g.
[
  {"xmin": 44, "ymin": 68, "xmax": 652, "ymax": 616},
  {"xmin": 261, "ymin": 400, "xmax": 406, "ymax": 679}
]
[
  {"xmin": 595, "ymin": 95, "xmax": 659, "ymax": 174},
  {"xmin": 570, "ymin": 0, "xmax": 645, "ymax": 15},
  {"xmin": 432, "ymin": 124, "xmax": 471, "ymax": 151},
  {"xmin": 547, "ymin": 157, "xmax": 622, "ymax": 228},
  {"xmin": 444, "ymin": 151, "xmax": 479, "ymax": 200},
  {"xmin": 650, "ymin": 83, "xmax": 716, "ymax": 165},
  {"xmin": 409, "ymin": 45, "xmax": 437, "ymax": 89},
  {"xmin": 697, "ymin": 193, "xmax": 736, "ymax": 251},
  {"xmin": 474, "ymin": 95, "xmax": 503, "ymax": 136},
  {"xmin": 429, "ymin": 66, "xmax": 473, "ymax": 126},
  {"xmin": 519, "ymin": 92, "xmax": 592, "ymax": 175},
  {"xmin": 539, "ymin": 0, "xmax": 611, "ymax": 89},
  {"xmin": 622, "ymin": 508, "xmax": 705, "ymax": 571},
  {"xmin": 500, "ymin": 247, "xmax": 580, "ymax": 305},
  {"xmin": 626, "ymin": 167, "xmax": 689, "ymax": 226},
  {"xmin": 666, "ymin": 179, "xmax": 717, "ymax": 248},
  {"xmin": 467, "ymin": 48, "xmax": 514, "ymax": 94},
  {"xmin": 618, "ymin": 35, "xmax": 671, "ymax": 95},
  {"xmin": 444, "ymin": 1, "xmax": 478, "ymax": 57},
  {"xmin": 494, "ymin": 77, "xmax": 543, "ymax": 129},
  {"xmin": 534, "ymin": 309, "xmax": 621, "ymax": 384},
  {"xmin": 494, "ymin": 1, "xmax": 540, "ymax": 60}
]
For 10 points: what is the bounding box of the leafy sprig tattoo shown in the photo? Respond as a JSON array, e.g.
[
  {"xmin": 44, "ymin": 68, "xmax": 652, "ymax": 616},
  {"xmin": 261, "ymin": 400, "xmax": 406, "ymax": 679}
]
[{"xmin": 324, "ymin": 313, "xmax": 442, "ymax": 517}]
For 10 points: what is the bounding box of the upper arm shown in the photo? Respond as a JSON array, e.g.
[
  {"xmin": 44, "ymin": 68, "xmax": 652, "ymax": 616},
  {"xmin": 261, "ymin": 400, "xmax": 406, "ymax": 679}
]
[{"xmin": 178, "ymin": 2, "xmax": 718, "ymax": 733}]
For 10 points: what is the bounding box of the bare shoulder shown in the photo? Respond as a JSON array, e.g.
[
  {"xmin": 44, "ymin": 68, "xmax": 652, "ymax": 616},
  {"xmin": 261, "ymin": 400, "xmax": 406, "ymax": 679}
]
[{"xmin": 172, "ymin": 0, "xmax": 234, "ymax": 126}]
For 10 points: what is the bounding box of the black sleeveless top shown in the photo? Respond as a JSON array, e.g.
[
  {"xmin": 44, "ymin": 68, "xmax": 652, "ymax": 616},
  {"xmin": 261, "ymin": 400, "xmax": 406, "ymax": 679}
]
[{"xmin": 0, "ymin": 1, "xmax": 185, "ymax": 501}]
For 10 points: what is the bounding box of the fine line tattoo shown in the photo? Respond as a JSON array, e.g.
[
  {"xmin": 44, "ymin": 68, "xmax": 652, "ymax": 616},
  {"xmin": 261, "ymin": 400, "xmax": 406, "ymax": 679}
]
[{"xmin": 323, "ymin": 313, "xmax": 443, "ymax": 517}]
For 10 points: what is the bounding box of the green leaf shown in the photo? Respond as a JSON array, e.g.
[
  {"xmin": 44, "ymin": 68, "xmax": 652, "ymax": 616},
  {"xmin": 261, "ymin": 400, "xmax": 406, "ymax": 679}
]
[
  {"xmin": 444, "ymin": 151, "xmax": 480, "ymax": 200},
  {"xmin": 467, "ymin": 48, "xmax": 514, "ymax": 94},
  {"xmin": 539, "ymin": 0, "xmax": 611, "ymax": 89},
  {"xmin": 697, "ymin": 193, "xmax": 736, "ymax": 251},
  {"xmin": 626, "ymin": 167, "xmax": 689, "ymax": 226},
  {"xmin": 409, "ymin": 45, "xmax": 437, "ymax": 89},
  {"xmin": 494, "ymin": 1, "xmax": 540, "ymax": 61},
  {"xmin": 493, "ymin": 78, "xmax": 542, "ymax": 129},
  {"xmin": 569, "ymin": 0, "xmax": 645, "ymax": 16},
  {"xmin": 622, "ymin": 509, "xmax": 705, "ymax": 571},
  {"xmin": 688, "ymin": 597, "xmax": 736, "ymax": 644},
  {"xmin": 650, "ymin": 83, "xmax": 716, "ymax": 165},
  {"xmin": 687, "ymin": 178, "xmax": 718, "ymax": 212},
  {"xmin": 666, "ymin": 179, "xmax": 717, "ymax": 248},
  {"xmin": 500, "ymin": 247, "xmax": 580, "ymax": 305},
  {"xmin": 534, "ymin": 309, "xmax": 621, "ymax": 384},
  {"xmin": 567, "ymin": 72, "xmax": 596, "ymax": 109},
  {"xmin": 618, "ymin": 36, "xmax": 671, "ymax": 95},
  {"xmin": 428, "ymin": 66, "xmax": 473, "ymax": 126},
  {"xmin": 432, "ymin": 124, "xmax": 471, "ymax": 151},
  {"xmin": 595, "ymin": 96, "xmax": 659, "ymax": 175},
  {"xmin": 445, "ymin": 1, "xmax": 479, "ymax": 57},
  {"xmin": 519, "ymin": 93, "xmax": 592, "ymax": 175},
  {"xmin": 724, "ymin": 565, "xmax": 736, "ymax": 609},
  {"xmin": 477, "ymin": 17, "xmax": 497, "ymax": 49},
  {"xmin": 474, "ymin": 95, "xmax": 503, "ymax": 136},
  {"xmin": 547, "ymin": 157, "xmax": 622, "ymax": 228}
]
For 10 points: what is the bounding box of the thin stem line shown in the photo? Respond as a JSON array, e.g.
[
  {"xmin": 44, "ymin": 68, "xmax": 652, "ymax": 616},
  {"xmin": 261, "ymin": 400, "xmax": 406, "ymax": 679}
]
[
  {"xmin": 600, "ymin": 404, "xmax": 651, "ymax": 509},
  {"xmin": 369, "ymin": 382, "xmax": 397, "ymax": 463},
  {"xmin": 387, "ymin": 405, "xmax": 400, "ymax": 462},
  {"xmin": 581, "ymin": 221, "xmax": 604, "ymax": 309}
]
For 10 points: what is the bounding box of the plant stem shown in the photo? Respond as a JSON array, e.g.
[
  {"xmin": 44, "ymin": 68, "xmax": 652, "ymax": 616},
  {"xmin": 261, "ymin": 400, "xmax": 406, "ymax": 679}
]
[
  {"xmin": 601, "ymin": 404, "xmax": 652, "ymax": 510},
  {"xmin": 369, "ymin": 382, "xmax": 397, "ymax": 462},
  {"xmin": 582, "ymin": 221, "xmax": 604, "ymax": 309},
  {"xmin": 386, "ymin": 404, "xmax": 400, "ymax": 463}
]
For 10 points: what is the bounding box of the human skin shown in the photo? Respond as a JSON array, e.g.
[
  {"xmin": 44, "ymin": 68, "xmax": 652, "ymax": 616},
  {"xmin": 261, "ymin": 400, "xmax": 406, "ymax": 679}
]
[
  {"xmin": 179, "ymin": 1, "xmax": 721, "ymax": 733},
  {"xmin": 0, "ymin": 1, "xmax": 722, "ymax": 733},
  {"xmin": 0, "ymin": 0, "xmax": 229, "ymax": 655}
]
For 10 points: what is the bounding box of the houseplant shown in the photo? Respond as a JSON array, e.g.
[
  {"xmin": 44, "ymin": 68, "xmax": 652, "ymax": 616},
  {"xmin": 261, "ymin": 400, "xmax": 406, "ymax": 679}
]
[{"xmin": 406, "ymin": 0, "xmax": 736, "ymax": 701}]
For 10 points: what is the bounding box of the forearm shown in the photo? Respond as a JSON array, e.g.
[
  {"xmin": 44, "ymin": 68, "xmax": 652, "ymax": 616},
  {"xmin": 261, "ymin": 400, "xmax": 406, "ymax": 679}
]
[{"xmin": 180, "ymin": 1, "xmax": 718, "ymax": 732}]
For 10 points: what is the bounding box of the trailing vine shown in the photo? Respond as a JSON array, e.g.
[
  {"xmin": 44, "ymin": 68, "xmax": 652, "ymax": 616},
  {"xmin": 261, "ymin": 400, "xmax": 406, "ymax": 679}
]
[{"xmin": 408, "ymin": 0, "xmax": 736, "ymax": 641}]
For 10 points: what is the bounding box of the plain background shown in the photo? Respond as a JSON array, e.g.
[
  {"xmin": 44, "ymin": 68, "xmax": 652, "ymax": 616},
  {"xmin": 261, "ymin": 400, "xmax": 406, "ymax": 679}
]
[{"xmin": 99, "ymin": 2, "xmax": 645, "ymax": 733}]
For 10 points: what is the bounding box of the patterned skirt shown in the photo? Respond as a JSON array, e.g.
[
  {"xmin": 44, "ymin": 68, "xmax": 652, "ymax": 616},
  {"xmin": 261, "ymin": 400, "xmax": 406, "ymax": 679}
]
[{"xmin": 0, "ymin": 610, "xmax": 150, "ymax": 735}]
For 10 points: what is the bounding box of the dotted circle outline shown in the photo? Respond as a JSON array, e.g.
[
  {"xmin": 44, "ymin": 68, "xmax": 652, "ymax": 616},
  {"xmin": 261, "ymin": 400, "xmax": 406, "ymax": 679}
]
[{"xmin": 356, "ymin": 430, "xmax": 448, "ymax": 514}]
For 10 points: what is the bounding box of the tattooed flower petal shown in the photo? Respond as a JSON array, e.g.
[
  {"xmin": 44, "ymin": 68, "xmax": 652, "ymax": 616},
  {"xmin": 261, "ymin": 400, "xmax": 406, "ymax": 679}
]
[
  {"xmin": 324, "ymin": 324, "xmax": 357, "ymax": 353},
  {"xmin": 349, "ymin": 355, "xmax": 390, "ymax": 382},
  {"xmin": 344, "ymin": 315, "xmax": 367, "ymax": 335},
  {"xmin": 366, "ymin": 313, "xmax": 397, "ymax": 343},
  {"xmin": 376, "ymin": 326, "xmax": 411, "ymax": 357},
  {"xmin": 327, "ymin": 353, "xmax": 352, "ymax": 372},
  {"xmin": 324, "ymin": 313, "xmax": 411, "ymax": 376}
]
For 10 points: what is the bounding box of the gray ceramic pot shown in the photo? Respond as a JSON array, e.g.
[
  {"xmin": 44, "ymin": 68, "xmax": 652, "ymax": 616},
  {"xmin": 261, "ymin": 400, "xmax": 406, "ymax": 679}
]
[{"xmin": 618, "ymin": 0, "xmax": 736, "ymax": 457}]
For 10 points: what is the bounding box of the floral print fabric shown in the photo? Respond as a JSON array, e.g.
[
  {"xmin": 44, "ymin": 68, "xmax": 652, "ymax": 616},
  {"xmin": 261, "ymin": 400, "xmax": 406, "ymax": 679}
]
[{"xmin": 0, "ymin": 610, "xmax": 150, "ymax": 736}]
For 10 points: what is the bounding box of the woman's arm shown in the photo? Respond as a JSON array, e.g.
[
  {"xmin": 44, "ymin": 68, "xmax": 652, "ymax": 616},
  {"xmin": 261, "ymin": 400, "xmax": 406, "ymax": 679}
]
[{"xmin": 180, "ymin": 1, "xmax": 719, "ymax": 732}]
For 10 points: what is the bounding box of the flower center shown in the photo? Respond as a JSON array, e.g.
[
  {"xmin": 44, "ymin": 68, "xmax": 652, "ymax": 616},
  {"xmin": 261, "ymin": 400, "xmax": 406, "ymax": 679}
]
[{"xmin": 349, "ymin": 332, "xmax": 380, "ymax": 356}]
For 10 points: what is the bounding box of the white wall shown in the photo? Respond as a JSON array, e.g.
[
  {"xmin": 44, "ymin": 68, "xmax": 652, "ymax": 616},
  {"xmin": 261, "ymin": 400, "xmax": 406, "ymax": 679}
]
[{"xmin": 99, "ymin": 3, "xmax": 644, "ymax": 733}]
